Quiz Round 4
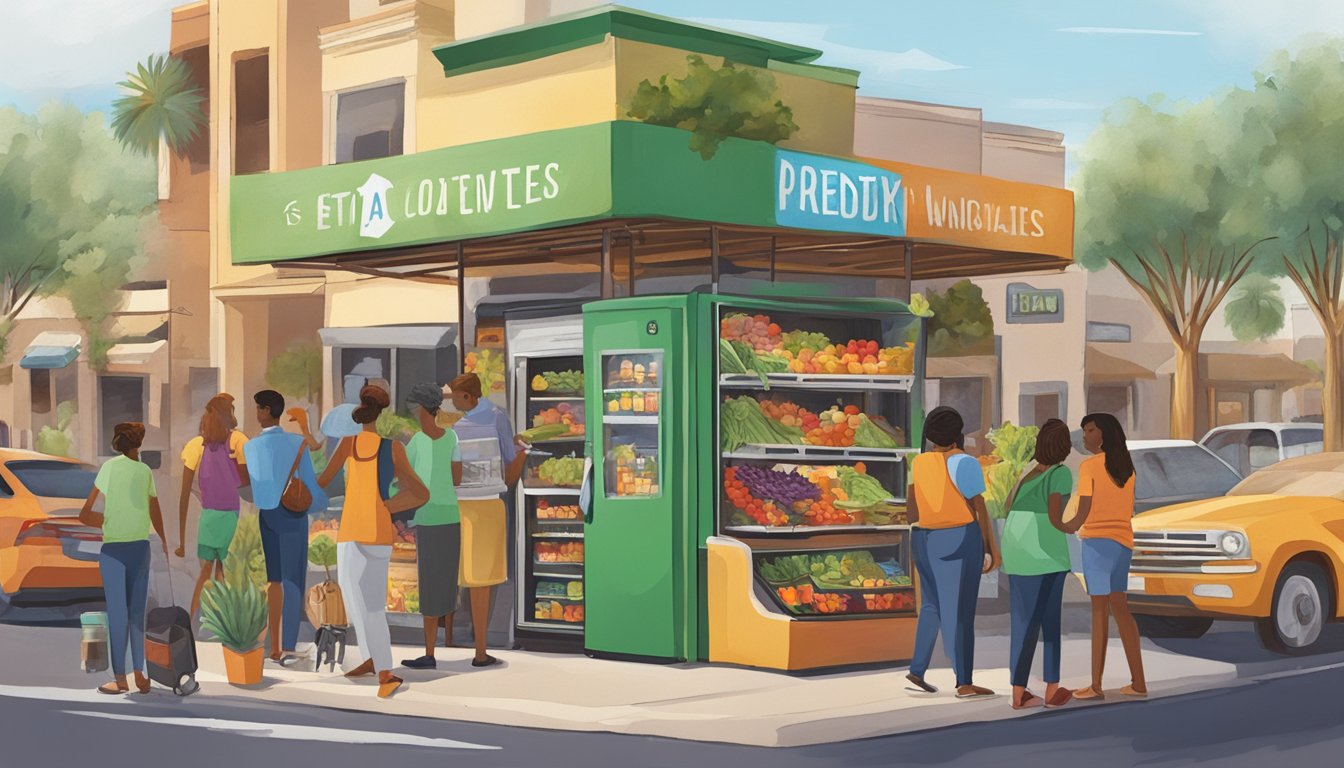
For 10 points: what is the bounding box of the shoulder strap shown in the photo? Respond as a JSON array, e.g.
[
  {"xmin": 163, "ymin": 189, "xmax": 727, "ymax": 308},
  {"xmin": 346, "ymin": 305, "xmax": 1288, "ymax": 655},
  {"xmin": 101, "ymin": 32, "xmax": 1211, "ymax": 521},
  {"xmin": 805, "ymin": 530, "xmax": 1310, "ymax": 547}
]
[{"xmin": 285, "ymin": 440, "xmax": 305, "ymax": 484}]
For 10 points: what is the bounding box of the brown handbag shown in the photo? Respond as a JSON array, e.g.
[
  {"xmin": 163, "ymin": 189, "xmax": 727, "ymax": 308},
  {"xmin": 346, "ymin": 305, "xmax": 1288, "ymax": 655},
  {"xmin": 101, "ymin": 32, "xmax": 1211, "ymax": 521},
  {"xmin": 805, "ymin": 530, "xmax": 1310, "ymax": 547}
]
[
  {"xmin": 279, "ymin": 446, "xmax": 311, "ymax": 516},
  {"xmin": 305, "ymin": 579, "xmax": 347, "ymax": 627}
]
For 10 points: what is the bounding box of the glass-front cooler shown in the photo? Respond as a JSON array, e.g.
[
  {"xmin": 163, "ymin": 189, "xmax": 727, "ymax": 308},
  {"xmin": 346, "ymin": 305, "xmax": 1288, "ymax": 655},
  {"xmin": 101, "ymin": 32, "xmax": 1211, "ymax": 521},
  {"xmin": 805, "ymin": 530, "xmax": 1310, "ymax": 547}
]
[
  {"xmin": 716, "ymin": 302, "xmax": 922, "ymax": 622},
  {"xmin": 517, "ymin": 354, "xmax": 587, "ymax": 633}
]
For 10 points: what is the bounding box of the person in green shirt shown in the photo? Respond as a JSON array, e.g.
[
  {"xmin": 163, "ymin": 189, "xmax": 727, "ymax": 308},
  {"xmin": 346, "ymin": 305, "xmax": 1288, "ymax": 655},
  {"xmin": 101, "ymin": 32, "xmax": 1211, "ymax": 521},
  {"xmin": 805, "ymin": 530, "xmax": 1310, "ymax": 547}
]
[
  {"xmin": 79, "ymin": 423, "xmax": 165, "ymax": 695},
  {"xmin": 1000, "ymin": 418, "xmax": 1074, "ymax": 710},
  {"xmin": 401, "ymin": 383, "xmax": 463, "ymax": 671}
]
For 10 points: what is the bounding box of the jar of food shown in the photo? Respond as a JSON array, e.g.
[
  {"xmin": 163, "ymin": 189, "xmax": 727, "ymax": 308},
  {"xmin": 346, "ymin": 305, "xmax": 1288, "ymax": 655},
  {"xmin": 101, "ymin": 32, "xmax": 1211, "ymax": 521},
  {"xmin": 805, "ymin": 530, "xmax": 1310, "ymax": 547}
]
[
  {"xmin": 632, "ymin": 392, "xmax": 645, "ymax": 412},
  {"xmin": 619, "ymin": 391, "xmax": 632, "ymax": 412},
  {"xmin": 619, "ymin": 359, "xmax": 634, "ymax": 382},
  {"xmin": 645, "ymin": 391, "xmax": 658, "ymax": 413}
]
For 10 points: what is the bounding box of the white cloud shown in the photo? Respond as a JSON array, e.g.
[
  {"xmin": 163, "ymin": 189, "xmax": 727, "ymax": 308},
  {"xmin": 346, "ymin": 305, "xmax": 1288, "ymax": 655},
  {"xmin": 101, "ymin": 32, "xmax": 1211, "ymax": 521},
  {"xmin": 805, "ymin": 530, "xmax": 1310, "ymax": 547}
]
[
  {"xmin": 0, "ymin": 0, "xmax": 178, "ymax": 89},
  {"xmin": 1173, "ymin": 0, "xmax": 1344, "ymax": 55},
  {"xmin": 1011, "ymin": 98, "xmax": 1102, "ymax": 110},
  {"xmin": 1057, "ymin": 26, "xmax": 1201, "ymax": 36},
  {"xmin": 688, "ymin": 18, "xmax": 966, "ymax": 78}
]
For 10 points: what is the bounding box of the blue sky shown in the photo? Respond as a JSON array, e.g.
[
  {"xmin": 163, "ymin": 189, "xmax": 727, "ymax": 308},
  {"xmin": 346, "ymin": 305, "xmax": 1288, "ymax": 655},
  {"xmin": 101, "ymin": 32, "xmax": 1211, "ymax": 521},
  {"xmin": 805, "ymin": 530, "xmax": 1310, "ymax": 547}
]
[{"xmin": 2, "ymin": 0, "xmax": 1342, "ymax": 182}]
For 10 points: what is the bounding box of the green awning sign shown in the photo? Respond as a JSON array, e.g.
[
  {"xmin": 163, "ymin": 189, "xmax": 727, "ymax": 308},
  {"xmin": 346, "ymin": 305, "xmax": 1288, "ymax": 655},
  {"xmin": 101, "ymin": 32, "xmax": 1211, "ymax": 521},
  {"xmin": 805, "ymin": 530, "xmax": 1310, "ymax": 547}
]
[{"xmin": 229, "ymin": 122, "xmax": 908, "ymax": 265}]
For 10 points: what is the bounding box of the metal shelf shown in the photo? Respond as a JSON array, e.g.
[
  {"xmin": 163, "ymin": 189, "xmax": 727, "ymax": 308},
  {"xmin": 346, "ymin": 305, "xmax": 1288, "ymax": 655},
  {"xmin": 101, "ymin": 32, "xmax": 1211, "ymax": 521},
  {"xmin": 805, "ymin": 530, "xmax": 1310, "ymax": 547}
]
[
  {"xmin": 529, "ymin": 395, "xmax": 585, "ymax": 403},
  {"xmin": 722, "ymin": 445, "xmax": 918, "ymax": 462},
  {"xmin": 522, "ymin": 487, "xmax": 582, "ymax": 496},
  {"xmin": 603, "ymin": 387, "xmax": 661, "ymax": 393},
  {"xmin": 518, "ymin": 619, "xmax": 583, "ymax": 633},
  {"xmin": 603, "ymin": 415, "xmax": 660, "ymax": 425},
  {"xmin": 534, "ymin": 559, "xmax": 584, "ymax": 567},
  {"xmin": 719, "ymin": 373, "xmax": 915, "ymax": 392},
  {"xmin": 534, "ymin": 592, "xmax": 585, "ymax": 601},
  {"xmin": 726, "ymin": 524, "xmax": 912, "ymax": 535},
  {"xmin": 531, "ymin": 531, "xmax": 584, "ymax": 539},
  {"xmin": 533, "ymin": 571, "xmax": 584, "ymax": 580}
]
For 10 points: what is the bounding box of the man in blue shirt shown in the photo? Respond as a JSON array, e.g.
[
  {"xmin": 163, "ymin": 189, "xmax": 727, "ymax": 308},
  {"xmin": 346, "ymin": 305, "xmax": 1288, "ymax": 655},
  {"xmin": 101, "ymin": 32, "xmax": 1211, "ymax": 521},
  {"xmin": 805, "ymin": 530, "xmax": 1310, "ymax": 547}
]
[
  {"xmin": 447, "ymin": 373, "xmax": 528, "ymax": 667},
  {"xmin": 243, "ymin": 389, "xmax": 327, "ymax": 665}
]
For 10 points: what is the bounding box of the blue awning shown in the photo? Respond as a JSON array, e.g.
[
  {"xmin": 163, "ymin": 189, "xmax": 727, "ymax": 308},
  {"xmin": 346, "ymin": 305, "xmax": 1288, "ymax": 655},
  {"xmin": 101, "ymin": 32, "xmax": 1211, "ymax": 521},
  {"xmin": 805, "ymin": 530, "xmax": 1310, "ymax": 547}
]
[{"xmin": 19, "ymin": 332, "xmax": 81, "ymax": 370}]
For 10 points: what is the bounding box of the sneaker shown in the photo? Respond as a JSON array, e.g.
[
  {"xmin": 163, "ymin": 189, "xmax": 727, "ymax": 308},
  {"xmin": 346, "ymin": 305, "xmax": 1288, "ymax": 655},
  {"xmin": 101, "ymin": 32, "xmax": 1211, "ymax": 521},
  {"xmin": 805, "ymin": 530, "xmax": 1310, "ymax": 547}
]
[{"xmin": 401, "ymin": 655, "xmax": 437, "ymax": 670}]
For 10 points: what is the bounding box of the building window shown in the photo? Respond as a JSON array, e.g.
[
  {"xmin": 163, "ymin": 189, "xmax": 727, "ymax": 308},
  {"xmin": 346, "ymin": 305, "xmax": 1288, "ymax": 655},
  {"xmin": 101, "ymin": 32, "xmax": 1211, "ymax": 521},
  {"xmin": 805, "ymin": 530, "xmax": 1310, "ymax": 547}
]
[
  {"xmin": 30, "ymin": 369, "xmax": 51, "ymax": 415},
  {"xmin": 938, "ymin": 378, "xmax": 986, "ymax": 436},
  {"xmin": 1087, "ymin": 385, "xmax": 1132, "ymax": 430},
  {"xmin": 233, "ymin": 52, "xmax": 269, "ymax": 175},
  {"xmin": 1086, "ymin": 321, "xmax": 1131, "ymax": 343},
  {"xmin": 1019, "ymin": 382, "xmax": 1068, "ymax": 427},
  {"xmin": 339, "ymin": 345, "xmax": 457, "ymax": 414},
  {"xmin": 99, "ymin": 376, "xmax": 147, "ymax": 454},
  {"xmin": 179, "ymin": 45, "xmax": 210, "ymax": 174},
  {"xmin": 335, "ymin": 83, "xmax": 405, "ymax": 163}
]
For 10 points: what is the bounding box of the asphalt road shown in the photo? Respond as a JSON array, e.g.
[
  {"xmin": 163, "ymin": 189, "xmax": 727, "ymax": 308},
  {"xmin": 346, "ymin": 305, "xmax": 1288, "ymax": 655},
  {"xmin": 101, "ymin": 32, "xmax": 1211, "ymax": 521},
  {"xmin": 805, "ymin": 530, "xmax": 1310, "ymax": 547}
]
[{"xmin": 3, "ymin": 620, "xmax": 1344, "ymax": 768}]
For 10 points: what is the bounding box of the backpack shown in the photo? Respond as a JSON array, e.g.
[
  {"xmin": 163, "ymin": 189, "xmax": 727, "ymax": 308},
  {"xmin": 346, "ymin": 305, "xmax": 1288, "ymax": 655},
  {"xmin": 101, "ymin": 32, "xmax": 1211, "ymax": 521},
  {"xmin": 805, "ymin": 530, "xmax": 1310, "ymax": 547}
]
[{"xmin": 198, "ymin": 441, "xmax": 241, "ymax": 511}]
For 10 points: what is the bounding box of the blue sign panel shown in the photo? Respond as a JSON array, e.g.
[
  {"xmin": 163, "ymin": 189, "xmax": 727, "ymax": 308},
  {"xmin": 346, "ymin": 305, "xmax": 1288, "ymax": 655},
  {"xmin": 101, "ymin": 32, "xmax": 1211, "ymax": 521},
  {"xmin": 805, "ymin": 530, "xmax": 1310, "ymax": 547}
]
[{"xmin": 774, "ymin": 150, "xmax": 906, "ymax": 237}]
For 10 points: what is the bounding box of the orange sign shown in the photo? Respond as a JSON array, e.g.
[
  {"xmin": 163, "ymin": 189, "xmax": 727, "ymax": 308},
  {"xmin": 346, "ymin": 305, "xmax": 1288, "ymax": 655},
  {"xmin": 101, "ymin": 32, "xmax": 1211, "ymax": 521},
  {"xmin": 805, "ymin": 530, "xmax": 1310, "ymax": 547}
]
[{"xmin": 861, "ymin": 158, "xmax": 1074, "ymax": 261}]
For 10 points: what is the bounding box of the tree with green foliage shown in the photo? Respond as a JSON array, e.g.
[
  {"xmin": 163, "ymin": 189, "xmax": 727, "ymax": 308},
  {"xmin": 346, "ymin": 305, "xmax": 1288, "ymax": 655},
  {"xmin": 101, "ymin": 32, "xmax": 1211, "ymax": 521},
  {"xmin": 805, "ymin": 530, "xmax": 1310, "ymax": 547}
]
[
  {"xmin": 1233, "ymin": 42, "xmax": 1344, "ymax": 451},
  {"xmin": 626, "ymin": 54, "xmax": 799, "ymax": 160},
  {"xmin": 1223, "ymin": 274, "xmax": 1286, "ymax": 343},
  {"xmin": 924, "ymin": 280, "xmax": 995, "ymax": 357},
  {"xmin": 1074, "ymin": 96, "xmax": 1272, "ymax": 439},
  {"xmin": 0, "ymin": 105, "xmax": 157, "ymax": 363},
  {"xmin": 265, "ymin": 343, "xmax": 323, "ymax": 405},
  {"xmin": 110, "ymin": 54, "xmax": 206, "ymax": 200}
]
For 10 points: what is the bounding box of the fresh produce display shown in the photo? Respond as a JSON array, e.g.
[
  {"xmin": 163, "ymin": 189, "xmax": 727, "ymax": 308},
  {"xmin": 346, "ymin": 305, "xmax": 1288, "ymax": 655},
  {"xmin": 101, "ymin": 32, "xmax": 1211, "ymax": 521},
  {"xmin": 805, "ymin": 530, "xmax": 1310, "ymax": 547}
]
[
  {"xmin": 387, "ymin": 575, "xmax": 419, "ymax": 614},
  {"xmin": 535, "ymin": 541, "xmax": 584, "ymax": 563},
  {"xmin": 760, "ymin": 550, "xmax": 916, "ymax": 615},
  {"xmin": 721, "ymin": 396, "xmax": 804, "ymax": 451},
  {"xmin": 520, "ymin": 423, "xmax": 576, "ymax": 443},
  {"xmin": 805, "ymin": 405, "xmax": 862, "ymax": 447},
  {"xmin": 724, "ymin": 461, "xmax": 905, "ymax": 528},
  {"xmin": 854, "ymin": 414, "xmax": 901, "ymax": 448},
  {"xmin": 723, "ymin": 466, "xmax": 792, "ymax": 526},
  {"xmin": 528, "ymin": 402, "xmax": 584, "ymax": 437},
  {"xmin": 535, "ymin": 600, "xmax": 584, "ymax": 622},
  {"xmin": 536, "ymin": 580, "xmax": 583, "ymax": 599},
  {"xmin": 536, "ymin": 500, "xmax": 582, "ymax": 520},
  {"xmin": 531, "ymin": 370, "xmax": 583, "ymax": 393},
  {"xmin": 465, "ymin": 349, "xmax": 506, "ymax": 393},
  {"xmin": 535, "ymin": 456, "xmax": 584, "ymax": 487},
  {"xmin": 719, "ymin": 311, "xmax": 917, "ymax": 377},
  {"xmin": 757, "ymin": 400, "xmax": 822, "ymax": 432},
  {"xmin": 833, "ymin": 466, "xmax": 896, "ymax": 509}
]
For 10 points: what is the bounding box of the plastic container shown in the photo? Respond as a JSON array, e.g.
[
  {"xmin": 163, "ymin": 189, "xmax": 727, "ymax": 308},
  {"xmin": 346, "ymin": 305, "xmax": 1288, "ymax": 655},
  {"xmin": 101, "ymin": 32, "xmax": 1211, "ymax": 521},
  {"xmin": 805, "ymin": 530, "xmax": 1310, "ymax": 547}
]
[{"xmin": 80, "ymin": 612, "xmax": 109, "ymax": 673}]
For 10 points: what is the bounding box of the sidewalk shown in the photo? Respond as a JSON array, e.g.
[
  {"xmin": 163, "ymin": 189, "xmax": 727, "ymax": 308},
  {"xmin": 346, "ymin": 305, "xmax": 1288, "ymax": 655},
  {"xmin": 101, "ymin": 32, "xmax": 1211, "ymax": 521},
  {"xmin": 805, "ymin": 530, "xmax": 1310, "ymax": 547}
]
[{"xmin": 192, "ymin": 633, "xmax": 1239, "ymax": 748}]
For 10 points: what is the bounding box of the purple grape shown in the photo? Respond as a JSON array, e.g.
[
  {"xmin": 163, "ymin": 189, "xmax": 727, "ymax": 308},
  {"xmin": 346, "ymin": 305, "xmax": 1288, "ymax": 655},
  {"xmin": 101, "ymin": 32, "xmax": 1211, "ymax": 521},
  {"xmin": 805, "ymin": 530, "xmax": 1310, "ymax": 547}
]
[{"xmin": 734, "ymin": 464, "xmax": 820, "ymax": 507}]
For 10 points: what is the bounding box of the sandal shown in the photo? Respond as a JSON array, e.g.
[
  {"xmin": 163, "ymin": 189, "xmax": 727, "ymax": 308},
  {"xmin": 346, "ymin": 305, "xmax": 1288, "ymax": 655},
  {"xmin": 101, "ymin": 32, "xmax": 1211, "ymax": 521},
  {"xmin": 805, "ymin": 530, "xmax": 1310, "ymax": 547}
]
[
  {"xmin": 955, "ymin": 685, "xmax": 996, "ymax": 700},
  {"xmin": 905, "ymin": 673, "xmax": 938, "ymax": 694},
  {"xmin": 344, "ymin": 659, "xmax": 375, "ymax": 678},
  {"xmin": 1119, "ymin": 684, "xmax": 1148, "ymax": 698},
  {"xmin": 377, "ymin": 675, "xmax": 404, "ymax": 699},
  {"xmin": 1073, "ymin": 686, "xmax": 1105, "ymax": 701},
  {"xmin": 97, "ymin": 682, "xmax": 129, "ymax": 695},
  {"xmin": 1046, "ymin": 688, "xmax": 1073, "ymax": 708},
  {"xmin": 1011, "ymin": 690, "xmax": 1043, "ymax": 710}
]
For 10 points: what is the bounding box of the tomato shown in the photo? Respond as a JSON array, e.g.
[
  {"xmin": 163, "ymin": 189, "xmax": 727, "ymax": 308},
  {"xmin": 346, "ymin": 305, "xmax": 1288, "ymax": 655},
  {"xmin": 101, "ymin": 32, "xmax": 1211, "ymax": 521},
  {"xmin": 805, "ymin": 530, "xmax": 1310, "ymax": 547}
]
[
  {"xmin": 767, "ymin": 323, "xmax": 781, "ymax": 335},
  {"xmin": 843, "ymin": 404, "xmax": 860, "ymax": 416},
  {"xmin": 866, "ymin": 340, "xmax": 879, "ymax": 355}
]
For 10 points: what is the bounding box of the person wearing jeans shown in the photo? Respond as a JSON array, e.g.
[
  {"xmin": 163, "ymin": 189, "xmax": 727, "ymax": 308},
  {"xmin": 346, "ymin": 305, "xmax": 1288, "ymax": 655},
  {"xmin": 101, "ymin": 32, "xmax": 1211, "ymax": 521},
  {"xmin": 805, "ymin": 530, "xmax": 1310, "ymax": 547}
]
[
  {"xmin": 1001, "ymin": 419, "xmax": 1075, "ymax": 710},
  {"xmin": 905, "ymin": 406, "xmax": 999, "ymax": 699},
  {"xmin": 318, "ymin": 385, "xmax": 427, "ymax": 698},
  {"xmin": 79, "ymin": 423, "xmax": 165, "ymax": 695},
  {"xmin": 243, "ymin": 390, "xmax": 326, "ymax": 666}
]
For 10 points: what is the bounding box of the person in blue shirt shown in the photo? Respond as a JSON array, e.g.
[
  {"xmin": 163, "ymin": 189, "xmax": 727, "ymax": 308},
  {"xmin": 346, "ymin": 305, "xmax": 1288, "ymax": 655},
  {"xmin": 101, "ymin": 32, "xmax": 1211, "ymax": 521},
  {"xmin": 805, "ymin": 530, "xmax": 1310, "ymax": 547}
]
[{"xmin": 243, "ymin": 389, "xmax": 327, "ymax": 666}]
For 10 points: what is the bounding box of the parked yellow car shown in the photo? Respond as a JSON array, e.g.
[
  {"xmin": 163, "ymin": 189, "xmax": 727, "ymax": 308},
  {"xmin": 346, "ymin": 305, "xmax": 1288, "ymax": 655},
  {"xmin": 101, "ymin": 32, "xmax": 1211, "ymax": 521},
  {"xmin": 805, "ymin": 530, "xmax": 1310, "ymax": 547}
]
[
  {"xmin": 1127, "ymin": 453, "xmax": 1344, "ymax": 654},
  {"xmin": 0, "ymin": 450, "xmax": 101, "ymax": 619}
]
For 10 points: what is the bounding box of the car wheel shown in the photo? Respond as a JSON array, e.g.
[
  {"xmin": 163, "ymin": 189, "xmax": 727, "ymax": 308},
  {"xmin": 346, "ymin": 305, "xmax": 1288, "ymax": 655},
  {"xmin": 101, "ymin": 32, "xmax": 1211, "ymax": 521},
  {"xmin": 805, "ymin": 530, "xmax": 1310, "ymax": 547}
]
[
  {"xmin": 1257, "ymin": 562, "xmax": 1333, "ymax": 655},
  {"xmin": 1135, "ymin": 615, "xmax": 1213, "ymax": 639}
]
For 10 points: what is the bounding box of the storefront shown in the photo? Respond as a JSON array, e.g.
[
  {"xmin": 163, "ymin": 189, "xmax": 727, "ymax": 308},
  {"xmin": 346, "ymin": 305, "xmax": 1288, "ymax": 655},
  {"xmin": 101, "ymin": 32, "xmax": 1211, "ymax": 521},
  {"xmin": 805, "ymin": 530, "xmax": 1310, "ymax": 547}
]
[{"xmin": 226, "ymin": 8, "xmax": 1074, "ymax": 670}]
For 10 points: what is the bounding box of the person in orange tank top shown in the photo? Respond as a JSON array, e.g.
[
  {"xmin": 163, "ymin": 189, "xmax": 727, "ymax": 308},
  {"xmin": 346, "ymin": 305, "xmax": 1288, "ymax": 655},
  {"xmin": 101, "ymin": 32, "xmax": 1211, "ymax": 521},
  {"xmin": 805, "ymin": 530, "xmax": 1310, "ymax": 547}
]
[
  {"xmin": 905, "ymin": 406, "xmax": 1000, "ymax": 699},
  {"xmin": 316, "ymin": 385, "xmax": 428, "ymax": 699},
  {"xmin": 1059, "ymin": 412, "xmax": 1147, "ymax": 700}
]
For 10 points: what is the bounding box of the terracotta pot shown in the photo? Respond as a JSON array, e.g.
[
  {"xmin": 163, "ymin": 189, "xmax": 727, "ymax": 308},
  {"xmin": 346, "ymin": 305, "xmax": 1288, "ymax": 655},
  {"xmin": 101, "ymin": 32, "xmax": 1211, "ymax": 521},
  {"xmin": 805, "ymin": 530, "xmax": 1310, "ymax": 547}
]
[{"xmin": 222, "ymin": 646, "xmax": 264, "ymax": 685}]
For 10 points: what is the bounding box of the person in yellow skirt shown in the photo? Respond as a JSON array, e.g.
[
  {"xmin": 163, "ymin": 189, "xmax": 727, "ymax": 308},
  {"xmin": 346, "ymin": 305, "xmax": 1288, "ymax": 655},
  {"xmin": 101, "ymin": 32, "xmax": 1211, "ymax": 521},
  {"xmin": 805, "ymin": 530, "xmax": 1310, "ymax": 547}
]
[{"xmin": 448, "ymin": 373, "xmax": 529, "ymax": 668}]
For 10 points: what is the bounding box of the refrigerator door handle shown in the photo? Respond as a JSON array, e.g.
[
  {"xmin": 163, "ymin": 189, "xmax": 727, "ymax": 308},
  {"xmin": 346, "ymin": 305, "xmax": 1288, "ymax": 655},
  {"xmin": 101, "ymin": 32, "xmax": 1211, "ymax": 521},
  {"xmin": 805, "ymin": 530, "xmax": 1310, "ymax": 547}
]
[{"xmin": 580, "ymin": 455, "xmax": 595, "ymax": 523}]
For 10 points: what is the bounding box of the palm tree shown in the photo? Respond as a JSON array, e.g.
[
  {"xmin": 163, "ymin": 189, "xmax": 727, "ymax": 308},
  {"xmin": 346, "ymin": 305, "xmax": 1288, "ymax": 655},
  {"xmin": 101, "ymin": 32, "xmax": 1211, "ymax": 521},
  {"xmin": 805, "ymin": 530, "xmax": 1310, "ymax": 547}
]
[
  {"xmin": 1224, "ymin": 273, "xmax": 1287, "ymax": 343},
  {"xmin": 110, "ymin": 54, "xmax": 206, "ymax": 200}
]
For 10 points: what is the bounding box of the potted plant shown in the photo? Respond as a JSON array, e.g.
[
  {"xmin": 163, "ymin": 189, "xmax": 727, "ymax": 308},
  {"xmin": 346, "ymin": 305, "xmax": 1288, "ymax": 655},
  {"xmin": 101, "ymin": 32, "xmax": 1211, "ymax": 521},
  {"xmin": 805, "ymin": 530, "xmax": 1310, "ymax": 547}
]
[{"xmin": 200, "ymin": 548, "xmax": 268, "ymax": 685}]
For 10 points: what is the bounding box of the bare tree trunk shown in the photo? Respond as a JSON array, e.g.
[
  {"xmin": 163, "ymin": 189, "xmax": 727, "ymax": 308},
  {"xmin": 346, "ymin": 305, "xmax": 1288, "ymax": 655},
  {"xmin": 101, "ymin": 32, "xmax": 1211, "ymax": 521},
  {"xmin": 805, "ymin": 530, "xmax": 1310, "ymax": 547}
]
[
  {"xmin": 1323, "ymin": 326, "xmax": 1344, "ymax": 452},
  {"xmin": 157, "ymin": 136, "xmax": 171, "ymax": 201},
  {"xmin": 1170, "ymin": 340, "xmax": 1200, "ymax": 440}
]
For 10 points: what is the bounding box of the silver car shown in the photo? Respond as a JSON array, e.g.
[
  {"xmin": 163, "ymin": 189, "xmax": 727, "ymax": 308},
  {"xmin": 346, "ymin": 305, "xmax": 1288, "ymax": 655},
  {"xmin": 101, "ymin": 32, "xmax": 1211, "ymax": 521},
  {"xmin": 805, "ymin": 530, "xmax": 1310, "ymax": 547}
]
[{"xmin": 1201, "ymin": 422, "xmax": 1325, "ymax": 478}]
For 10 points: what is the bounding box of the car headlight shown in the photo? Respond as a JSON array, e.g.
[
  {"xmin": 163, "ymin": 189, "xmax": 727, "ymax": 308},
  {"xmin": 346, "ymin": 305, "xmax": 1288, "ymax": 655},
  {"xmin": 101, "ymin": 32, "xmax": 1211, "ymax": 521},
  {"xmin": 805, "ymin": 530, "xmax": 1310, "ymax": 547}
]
[{"xmin": 1218, "ymin": 531, "xmax": 1248, "ymax": 558}]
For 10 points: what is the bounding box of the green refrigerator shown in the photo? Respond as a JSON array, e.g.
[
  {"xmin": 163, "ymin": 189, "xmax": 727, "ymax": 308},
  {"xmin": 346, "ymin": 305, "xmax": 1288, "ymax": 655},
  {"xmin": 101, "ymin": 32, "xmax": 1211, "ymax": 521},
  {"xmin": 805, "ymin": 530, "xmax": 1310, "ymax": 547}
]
[{"xmin": 582, "ymin": 291, "xmax": 923, "ymax": 664}]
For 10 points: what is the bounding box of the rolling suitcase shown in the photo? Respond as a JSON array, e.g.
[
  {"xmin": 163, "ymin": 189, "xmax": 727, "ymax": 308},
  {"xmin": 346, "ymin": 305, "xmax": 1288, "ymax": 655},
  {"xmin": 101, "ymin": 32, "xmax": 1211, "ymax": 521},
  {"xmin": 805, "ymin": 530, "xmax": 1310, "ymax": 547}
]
[{"xmin": 145, "ymin": 565, "xmax": 199, "ymax": 696}]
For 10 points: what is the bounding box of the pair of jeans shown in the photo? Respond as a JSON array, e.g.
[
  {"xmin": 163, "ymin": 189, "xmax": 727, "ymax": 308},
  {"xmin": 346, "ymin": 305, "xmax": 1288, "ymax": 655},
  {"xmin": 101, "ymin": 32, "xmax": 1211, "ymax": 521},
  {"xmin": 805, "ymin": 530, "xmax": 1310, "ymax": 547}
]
[
  {"xmin": 337, "ymin": 541, "xmax": 393, "ymax": 672},
  {"xmin": 1008, "ymin": 571, "xmax": 1067, "ymax": 687},
  {"xmin": 910, "ymin": 523, "xmax": 984, "ymax": 687},
  {"xmin": 258, "ymin": 506, "xmax": 308, "ymax": 651},
  {"xmin": 99, "ymin": 540, "xmax": 151, "ymax": 676}
]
